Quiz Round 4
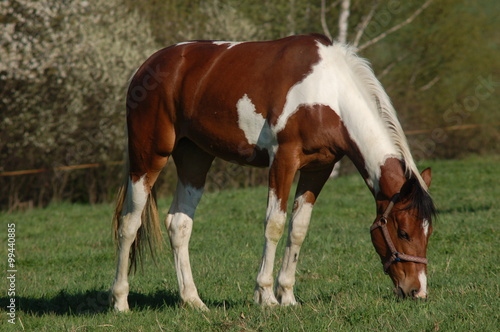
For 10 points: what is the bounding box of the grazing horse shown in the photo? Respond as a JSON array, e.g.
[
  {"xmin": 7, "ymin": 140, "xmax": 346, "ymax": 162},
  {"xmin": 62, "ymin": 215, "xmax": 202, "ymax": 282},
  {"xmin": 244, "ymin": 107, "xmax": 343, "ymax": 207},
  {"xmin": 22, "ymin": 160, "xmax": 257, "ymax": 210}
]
[{"xmin": 111, "ymin": 34, "xmax": 436, "ymax": 311}]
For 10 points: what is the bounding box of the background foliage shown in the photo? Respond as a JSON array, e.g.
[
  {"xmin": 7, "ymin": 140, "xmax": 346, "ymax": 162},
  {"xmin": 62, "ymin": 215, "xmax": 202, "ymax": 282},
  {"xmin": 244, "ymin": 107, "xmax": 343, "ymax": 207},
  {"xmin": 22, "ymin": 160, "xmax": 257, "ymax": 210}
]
[{"xmin": 0, "ymin": 0, "xmax": 498, "ymax": 209}]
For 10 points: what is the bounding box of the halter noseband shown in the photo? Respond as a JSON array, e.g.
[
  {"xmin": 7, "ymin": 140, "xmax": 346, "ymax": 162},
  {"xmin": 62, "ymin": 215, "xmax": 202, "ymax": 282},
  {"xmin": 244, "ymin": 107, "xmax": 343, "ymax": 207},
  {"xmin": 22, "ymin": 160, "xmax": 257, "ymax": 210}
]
[{"xmin": 370, "ymin": 193, "xmax": 428, "ymax": 273}]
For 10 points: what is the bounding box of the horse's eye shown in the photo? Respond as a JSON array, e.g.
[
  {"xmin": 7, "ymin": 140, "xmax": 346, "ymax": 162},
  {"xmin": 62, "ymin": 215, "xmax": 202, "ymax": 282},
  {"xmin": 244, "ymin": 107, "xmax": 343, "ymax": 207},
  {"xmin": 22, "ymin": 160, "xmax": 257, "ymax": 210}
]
[{"xmin": 398, "ymin": 230, "xmax": 410, "ymax": 240}]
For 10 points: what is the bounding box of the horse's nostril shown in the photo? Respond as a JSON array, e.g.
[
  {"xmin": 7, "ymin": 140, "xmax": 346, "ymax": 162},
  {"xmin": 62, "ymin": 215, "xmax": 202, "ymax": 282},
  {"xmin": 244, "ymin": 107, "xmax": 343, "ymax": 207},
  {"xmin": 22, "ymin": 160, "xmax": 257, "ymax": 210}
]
[
  {"xmin": 412, "ymin": 289, "xmax": 428, "ymax": 300},
  {"xmin": 394, "ymin": 287, "xmax": 405, "ymax": 298}
]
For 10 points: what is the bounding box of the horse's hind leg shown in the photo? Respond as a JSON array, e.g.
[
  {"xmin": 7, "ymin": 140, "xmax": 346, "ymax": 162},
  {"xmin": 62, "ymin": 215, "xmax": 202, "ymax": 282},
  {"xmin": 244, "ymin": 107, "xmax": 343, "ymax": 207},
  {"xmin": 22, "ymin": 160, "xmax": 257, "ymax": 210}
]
[
  {"xmin": 165, "ymin": 139, "xmax": 214, "ymax": 311},
  {"xmin": 111, "ymin": 175, "xmax": 146, "ymax": 311},
  {"xmin": 111, "ymin": 167, "xmax": 165, "ymax": 312},
  {"xmin": 111, "ymin": 120, "xmax": 171, "ymax": 311},
  {"xmin": 275, "ymin": 166, "xmax": 333, "ymax": 305}
]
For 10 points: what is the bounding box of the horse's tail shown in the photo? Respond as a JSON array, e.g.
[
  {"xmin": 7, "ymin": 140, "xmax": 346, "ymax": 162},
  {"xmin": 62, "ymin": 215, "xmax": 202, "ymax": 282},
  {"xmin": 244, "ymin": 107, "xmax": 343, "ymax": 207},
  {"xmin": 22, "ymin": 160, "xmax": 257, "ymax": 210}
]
[
  {"xmin": 112, "ymin": 181, "xmax": 126, "ymax": 253},
  {"xmin": 112, "ymin": 155, "xmax": 163, "ymax": 273}
]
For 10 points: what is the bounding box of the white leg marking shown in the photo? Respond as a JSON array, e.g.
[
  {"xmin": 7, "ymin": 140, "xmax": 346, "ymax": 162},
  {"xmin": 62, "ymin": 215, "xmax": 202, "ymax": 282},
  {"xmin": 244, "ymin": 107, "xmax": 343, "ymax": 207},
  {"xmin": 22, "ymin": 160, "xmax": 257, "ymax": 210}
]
[
  {"xmin": 254, "ymin": 190, "xmax": 286, "ymax": 306},
  {"xmin": 167, "ymin": 181, "xmax": 208, "ymax": 310},
  {"xmin": 111, "ymin": 175, "xmax": 148, "ymax": 312},
  {"xmin": 414, "ymin": 270, "xmax": 428, "ymax": 299},
  {"xmin": 276, "ymin": 195, "xmax": 313, "ymax": 305}
]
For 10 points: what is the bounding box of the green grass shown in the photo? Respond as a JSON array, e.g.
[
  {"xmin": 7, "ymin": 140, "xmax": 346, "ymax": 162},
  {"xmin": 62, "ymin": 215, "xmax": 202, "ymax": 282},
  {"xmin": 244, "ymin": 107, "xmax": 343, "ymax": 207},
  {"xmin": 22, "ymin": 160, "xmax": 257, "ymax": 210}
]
[{"xmin": 1, "ymin": 155, "xmax": 499, "ymax": 331}]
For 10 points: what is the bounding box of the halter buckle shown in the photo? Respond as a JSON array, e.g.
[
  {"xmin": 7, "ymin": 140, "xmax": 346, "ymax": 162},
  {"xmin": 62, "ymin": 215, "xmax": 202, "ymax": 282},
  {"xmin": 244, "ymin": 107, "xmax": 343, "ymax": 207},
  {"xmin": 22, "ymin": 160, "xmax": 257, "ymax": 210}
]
[{"xmin": 394, "ymin": 253, "xmax": 401, "ymax": 262}]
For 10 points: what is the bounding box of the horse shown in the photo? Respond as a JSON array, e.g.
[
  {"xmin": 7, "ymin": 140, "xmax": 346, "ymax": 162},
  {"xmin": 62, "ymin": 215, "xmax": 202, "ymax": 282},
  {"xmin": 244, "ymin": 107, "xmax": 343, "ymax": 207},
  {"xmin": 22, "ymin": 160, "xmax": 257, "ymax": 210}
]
[{"xmin": 110, "ymin": 34, "xmax": 436, "ymax": 312}]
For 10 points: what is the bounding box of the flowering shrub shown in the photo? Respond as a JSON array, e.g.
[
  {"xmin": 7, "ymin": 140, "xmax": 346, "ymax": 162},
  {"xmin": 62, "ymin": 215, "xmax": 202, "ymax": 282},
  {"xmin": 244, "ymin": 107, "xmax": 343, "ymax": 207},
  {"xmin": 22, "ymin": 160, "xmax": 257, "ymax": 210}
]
[{"xmin": 0, "ymin": 0, "xmax": 157, "ymax": 207}]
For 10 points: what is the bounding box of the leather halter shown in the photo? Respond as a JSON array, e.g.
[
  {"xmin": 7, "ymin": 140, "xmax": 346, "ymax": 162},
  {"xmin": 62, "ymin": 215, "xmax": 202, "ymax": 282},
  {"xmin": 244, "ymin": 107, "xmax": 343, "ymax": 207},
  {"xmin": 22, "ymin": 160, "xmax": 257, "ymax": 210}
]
[{"xmin": 370, "ymin": 193, "xmax": 428, "ymax": 273}]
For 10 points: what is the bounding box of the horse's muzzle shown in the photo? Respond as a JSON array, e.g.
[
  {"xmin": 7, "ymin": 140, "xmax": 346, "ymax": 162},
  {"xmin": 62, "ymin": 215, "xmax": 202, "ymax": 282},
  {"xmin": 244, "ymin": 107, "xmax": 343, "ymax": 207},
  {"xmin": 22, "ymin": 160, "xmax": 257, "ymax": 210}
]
[{"xmin": 394, "ymin": 286, "xmax": 427, "ymax": 300}]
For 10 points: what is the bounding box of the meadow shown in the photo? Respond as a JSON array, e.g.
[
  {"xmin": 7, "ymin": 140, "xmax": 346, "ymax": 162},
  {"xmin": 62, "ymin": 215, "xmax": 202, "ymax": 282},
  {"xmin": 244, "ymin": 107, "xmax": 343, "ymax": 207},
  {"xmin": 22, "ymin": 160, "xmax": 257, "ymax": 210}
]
[{"xmin": 1, "ymin": 155, "xmax": 499, "ymax": 331}]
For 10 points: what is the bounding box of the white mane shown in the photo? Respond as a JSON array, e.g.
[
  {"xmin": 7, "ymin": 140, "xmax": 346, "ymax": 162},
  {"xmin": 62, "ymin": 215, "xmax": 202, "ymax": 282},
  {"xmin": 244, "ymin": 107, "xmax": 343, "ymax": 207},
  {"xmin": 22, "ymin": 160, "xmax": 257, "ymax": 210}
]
[{"xmin": 332, "ymin": 42, "xmax": 428, "ymax": 191}]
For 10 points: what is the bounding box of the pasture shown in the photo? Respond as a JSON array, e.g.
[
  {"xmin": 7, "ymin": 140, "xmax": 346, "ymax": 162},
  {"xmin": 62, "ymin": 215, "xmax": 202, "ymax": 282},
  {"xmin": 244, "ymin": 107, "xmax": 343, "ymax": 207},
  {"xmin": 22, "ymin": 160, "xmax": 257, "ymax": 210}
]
[{"xmin": 1, "ymin": 155, "xmax": 499, "ymax": 331}]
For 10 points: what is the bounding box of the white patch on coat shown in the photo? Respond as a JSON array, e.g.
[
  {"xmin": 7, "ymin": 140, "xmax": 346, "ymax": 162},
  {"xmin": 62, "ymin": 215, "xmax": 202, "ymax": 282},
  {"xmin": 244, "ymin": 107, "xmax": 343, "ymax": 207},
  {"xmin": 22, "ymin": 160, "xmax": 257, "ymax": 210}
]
[
  {"xmin": 237, "ymin": 94, "xmax": 263, "ymax": 145},
  {"xmin": 272, "ymin": 42, "xmax": 400, "ymax": 193},
  {"xmin": 177, "ymin": 41, "xmax": 243, "ymax": 49},
  {"xmin": 235, "ymin": 41, "xmax": 405, "ymax": 189},
  {"xmin": 212, "ymin": 41, "xmax": 243, "ymax": 49},
  {"xmin": 236, "ymin": 94, "xmax": 277, "ymax": 163}
]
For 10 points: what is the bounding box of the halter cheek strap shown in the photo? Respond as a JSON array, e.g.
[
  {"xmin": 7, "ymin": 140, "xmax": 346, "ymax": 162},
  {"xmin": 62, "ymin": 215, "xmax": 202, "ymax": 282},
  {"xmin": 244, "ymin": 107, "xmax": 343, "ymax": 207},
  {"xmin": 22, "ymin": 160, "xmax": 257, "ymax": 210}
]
[{"xmin": 370, "ymin": 193, "xmax": 428, "ymax": 273}]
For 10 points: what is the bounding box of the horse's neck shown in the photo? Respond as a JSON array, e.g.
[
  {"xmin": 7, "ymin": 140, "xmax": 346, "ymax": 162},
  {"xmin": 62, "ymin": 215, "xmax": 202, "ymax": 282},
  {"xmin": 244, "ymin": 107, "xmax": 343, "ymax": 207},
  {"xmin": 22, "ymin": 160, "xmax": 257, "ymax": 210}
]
[
  {"xmin": 333, "ymin": 86, "xmax": 400, "ymax": 196},
  {"xmin": 345, "ymin": 141, "xmax": 405, "ymax": 198},
  {"xmin": 322, "ymin": 42, "xmax": 410, "ymax": 197},
  {"xmin": 377, "ymin": 157, "xmax": 407, "ymax": 199}
]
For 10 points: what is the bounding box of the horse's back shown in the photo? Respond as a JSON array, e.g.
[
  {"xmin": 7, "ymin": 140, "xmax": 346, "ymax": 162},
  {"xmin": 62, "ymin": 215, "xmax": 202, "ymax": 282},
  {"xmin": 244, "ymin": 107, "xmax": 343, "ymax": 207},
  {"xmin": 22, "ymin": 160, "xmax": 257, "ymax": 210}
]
[
  {"xmin": 129, "ymin": 34, "xmax": 331, "ymax": 115},
  {"xmin": 126, "ymin": 34, "xmax": 335, "ymax": 166}
]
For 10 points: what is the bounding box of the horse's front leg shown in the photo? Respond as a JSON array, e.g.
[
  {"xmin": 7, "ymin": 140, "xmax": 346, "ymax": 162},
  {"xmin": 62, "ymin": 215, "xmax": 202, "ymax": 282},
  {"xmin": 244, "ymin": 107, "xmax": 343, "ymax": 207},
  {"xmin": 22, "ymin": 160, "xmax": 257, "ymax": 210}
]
[
  {"xmin": 275, "ymin": 194, "xmax": 313, "ymax": 305},
  {"xmin": 254, "ymin": 157, "xmax": 297, "ymax": 306},
  {"xmin": 275, "ymin": 167, "xmax": 333, "ymax": 305}
]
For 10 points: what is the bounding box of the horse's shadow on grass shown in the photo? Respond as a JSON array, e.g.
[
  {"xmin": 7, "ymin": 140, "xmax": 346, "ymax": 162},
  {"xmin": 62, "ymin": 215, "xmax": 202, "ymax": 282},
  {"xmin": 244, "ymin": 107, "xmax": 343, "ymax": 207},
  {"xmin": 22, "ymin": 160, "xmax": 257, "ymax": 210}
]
[{"xmin": 0, "ymin": 289, "xmax": 183, "ymax": 316}]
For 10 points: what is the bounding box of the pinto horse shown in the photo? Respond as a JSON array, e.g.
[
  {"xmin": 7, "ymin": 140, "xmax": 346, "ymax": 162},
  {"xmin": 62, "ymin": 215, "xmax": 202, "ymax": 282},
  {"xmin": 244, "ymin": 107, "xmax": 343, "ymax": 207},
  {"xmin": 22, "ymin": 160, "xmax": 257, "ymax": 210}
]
[{"xmin": 111, "ymin": 34, "xmax": 436, "ymax": 311}]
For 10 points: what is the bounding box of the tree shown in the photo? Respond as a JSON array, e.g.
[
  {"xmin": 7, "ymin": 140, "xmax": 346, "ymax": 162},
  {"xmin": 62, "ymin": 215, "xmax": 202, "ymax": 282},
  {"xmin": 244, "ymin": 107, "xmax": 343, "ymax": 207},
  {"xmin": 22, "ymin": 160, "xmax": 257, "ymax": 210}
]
[{"xmin": 318, "ymin": 0, "xmax": 499, "ymax": 159}]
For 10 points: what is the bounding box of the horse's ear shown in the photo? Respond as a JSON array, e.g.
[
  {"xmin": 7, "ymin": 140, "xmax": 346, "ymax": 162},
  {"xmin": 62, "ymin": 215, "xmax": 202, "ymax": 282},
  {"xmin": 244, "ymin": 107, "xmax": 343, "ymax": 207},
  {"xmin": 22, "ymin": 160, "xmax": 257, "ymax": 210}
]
[
  {"xmin": 400, "ymin": 176, "xmax": 417, "ymax": 200},
  {"xmin": 400, "ymin": 168, "xmax": 432, "ymax": 199},
  {"xmin": 420, "ymin": 167, "xmax": 432, "ymax": 189}
]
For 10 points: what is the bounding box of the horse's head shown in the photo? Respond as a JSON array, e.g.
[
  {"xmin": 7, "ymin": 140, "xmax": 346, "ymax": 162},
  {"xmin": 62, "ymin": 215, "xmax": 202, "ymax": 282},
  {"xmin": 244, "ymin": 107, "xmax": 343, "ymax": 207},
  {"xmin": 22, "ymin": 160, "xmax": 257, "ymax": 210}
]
[{"xmin": 371, "ymin": 168, "xmax": 435, "ymax": 299}]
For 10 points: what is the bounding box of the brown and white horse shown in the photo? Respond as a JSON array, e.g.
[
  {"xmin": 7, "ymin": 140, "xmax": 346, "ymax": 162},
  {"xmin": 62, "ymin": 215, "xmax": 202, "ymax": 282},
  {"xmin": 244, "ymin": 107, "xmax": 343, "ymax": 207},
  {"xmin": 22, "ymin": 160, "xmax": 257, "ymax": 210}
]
[{"xmin": 111, "ymin": 34, "xmax": 436, "ymax": 311}]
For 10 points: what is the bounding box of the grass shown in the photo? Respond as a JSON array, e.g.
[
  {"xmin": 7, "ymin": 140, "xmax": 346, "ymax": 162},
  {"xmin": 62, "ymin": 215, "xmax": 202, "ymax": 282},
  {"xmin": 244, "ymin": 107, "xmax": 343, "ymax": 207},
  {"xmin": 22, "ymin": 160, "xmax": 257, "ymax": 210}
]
[{"xmin": 1, "ymin": 155, "xmax": 499, "ymax": 331}]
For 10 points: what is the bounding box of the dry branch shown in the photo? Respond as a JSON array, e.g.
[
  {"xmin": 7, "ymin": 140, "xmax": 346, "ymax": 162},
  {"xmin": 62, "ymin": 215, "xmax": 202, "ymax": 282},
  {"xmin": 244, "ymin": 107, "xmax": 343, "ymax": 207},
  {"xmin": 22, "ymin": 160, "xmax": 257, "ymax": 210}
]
[{"xmin": 357, "ymin": 0, "xmax": 433, "ymax": 52}]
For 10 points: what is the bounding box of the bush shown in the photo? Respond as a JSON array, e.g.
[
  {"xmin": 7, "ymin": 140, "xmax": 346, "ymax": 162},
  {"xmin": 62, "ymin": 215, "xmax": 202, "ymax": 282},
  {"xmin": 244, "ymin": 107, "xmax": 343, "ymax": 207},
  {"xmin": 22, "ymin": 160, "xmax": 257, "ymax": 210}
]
[{"xmin": 0, "ymin": 0, "xmax": 157, "ymax": 208}]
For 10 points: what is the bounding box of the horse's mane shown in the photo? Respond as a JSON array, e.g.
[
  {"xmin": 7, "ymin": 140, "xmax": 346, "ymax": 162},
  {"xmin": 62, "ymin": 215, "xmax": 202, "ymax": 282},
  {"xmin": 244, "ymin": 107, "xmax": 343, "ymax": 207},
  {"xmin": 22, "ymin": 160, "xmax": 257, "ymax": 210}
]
[
  {"xmin": 337, "ymin": 42, "xmax": 429, "ymax": 192},
  {"xmin": 326, "ymin": 41, "xmax": 436, "ymax": 221},
  {"xmin": 399, "ymin": 176, "xmax": 437, "ymax": 222}
]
